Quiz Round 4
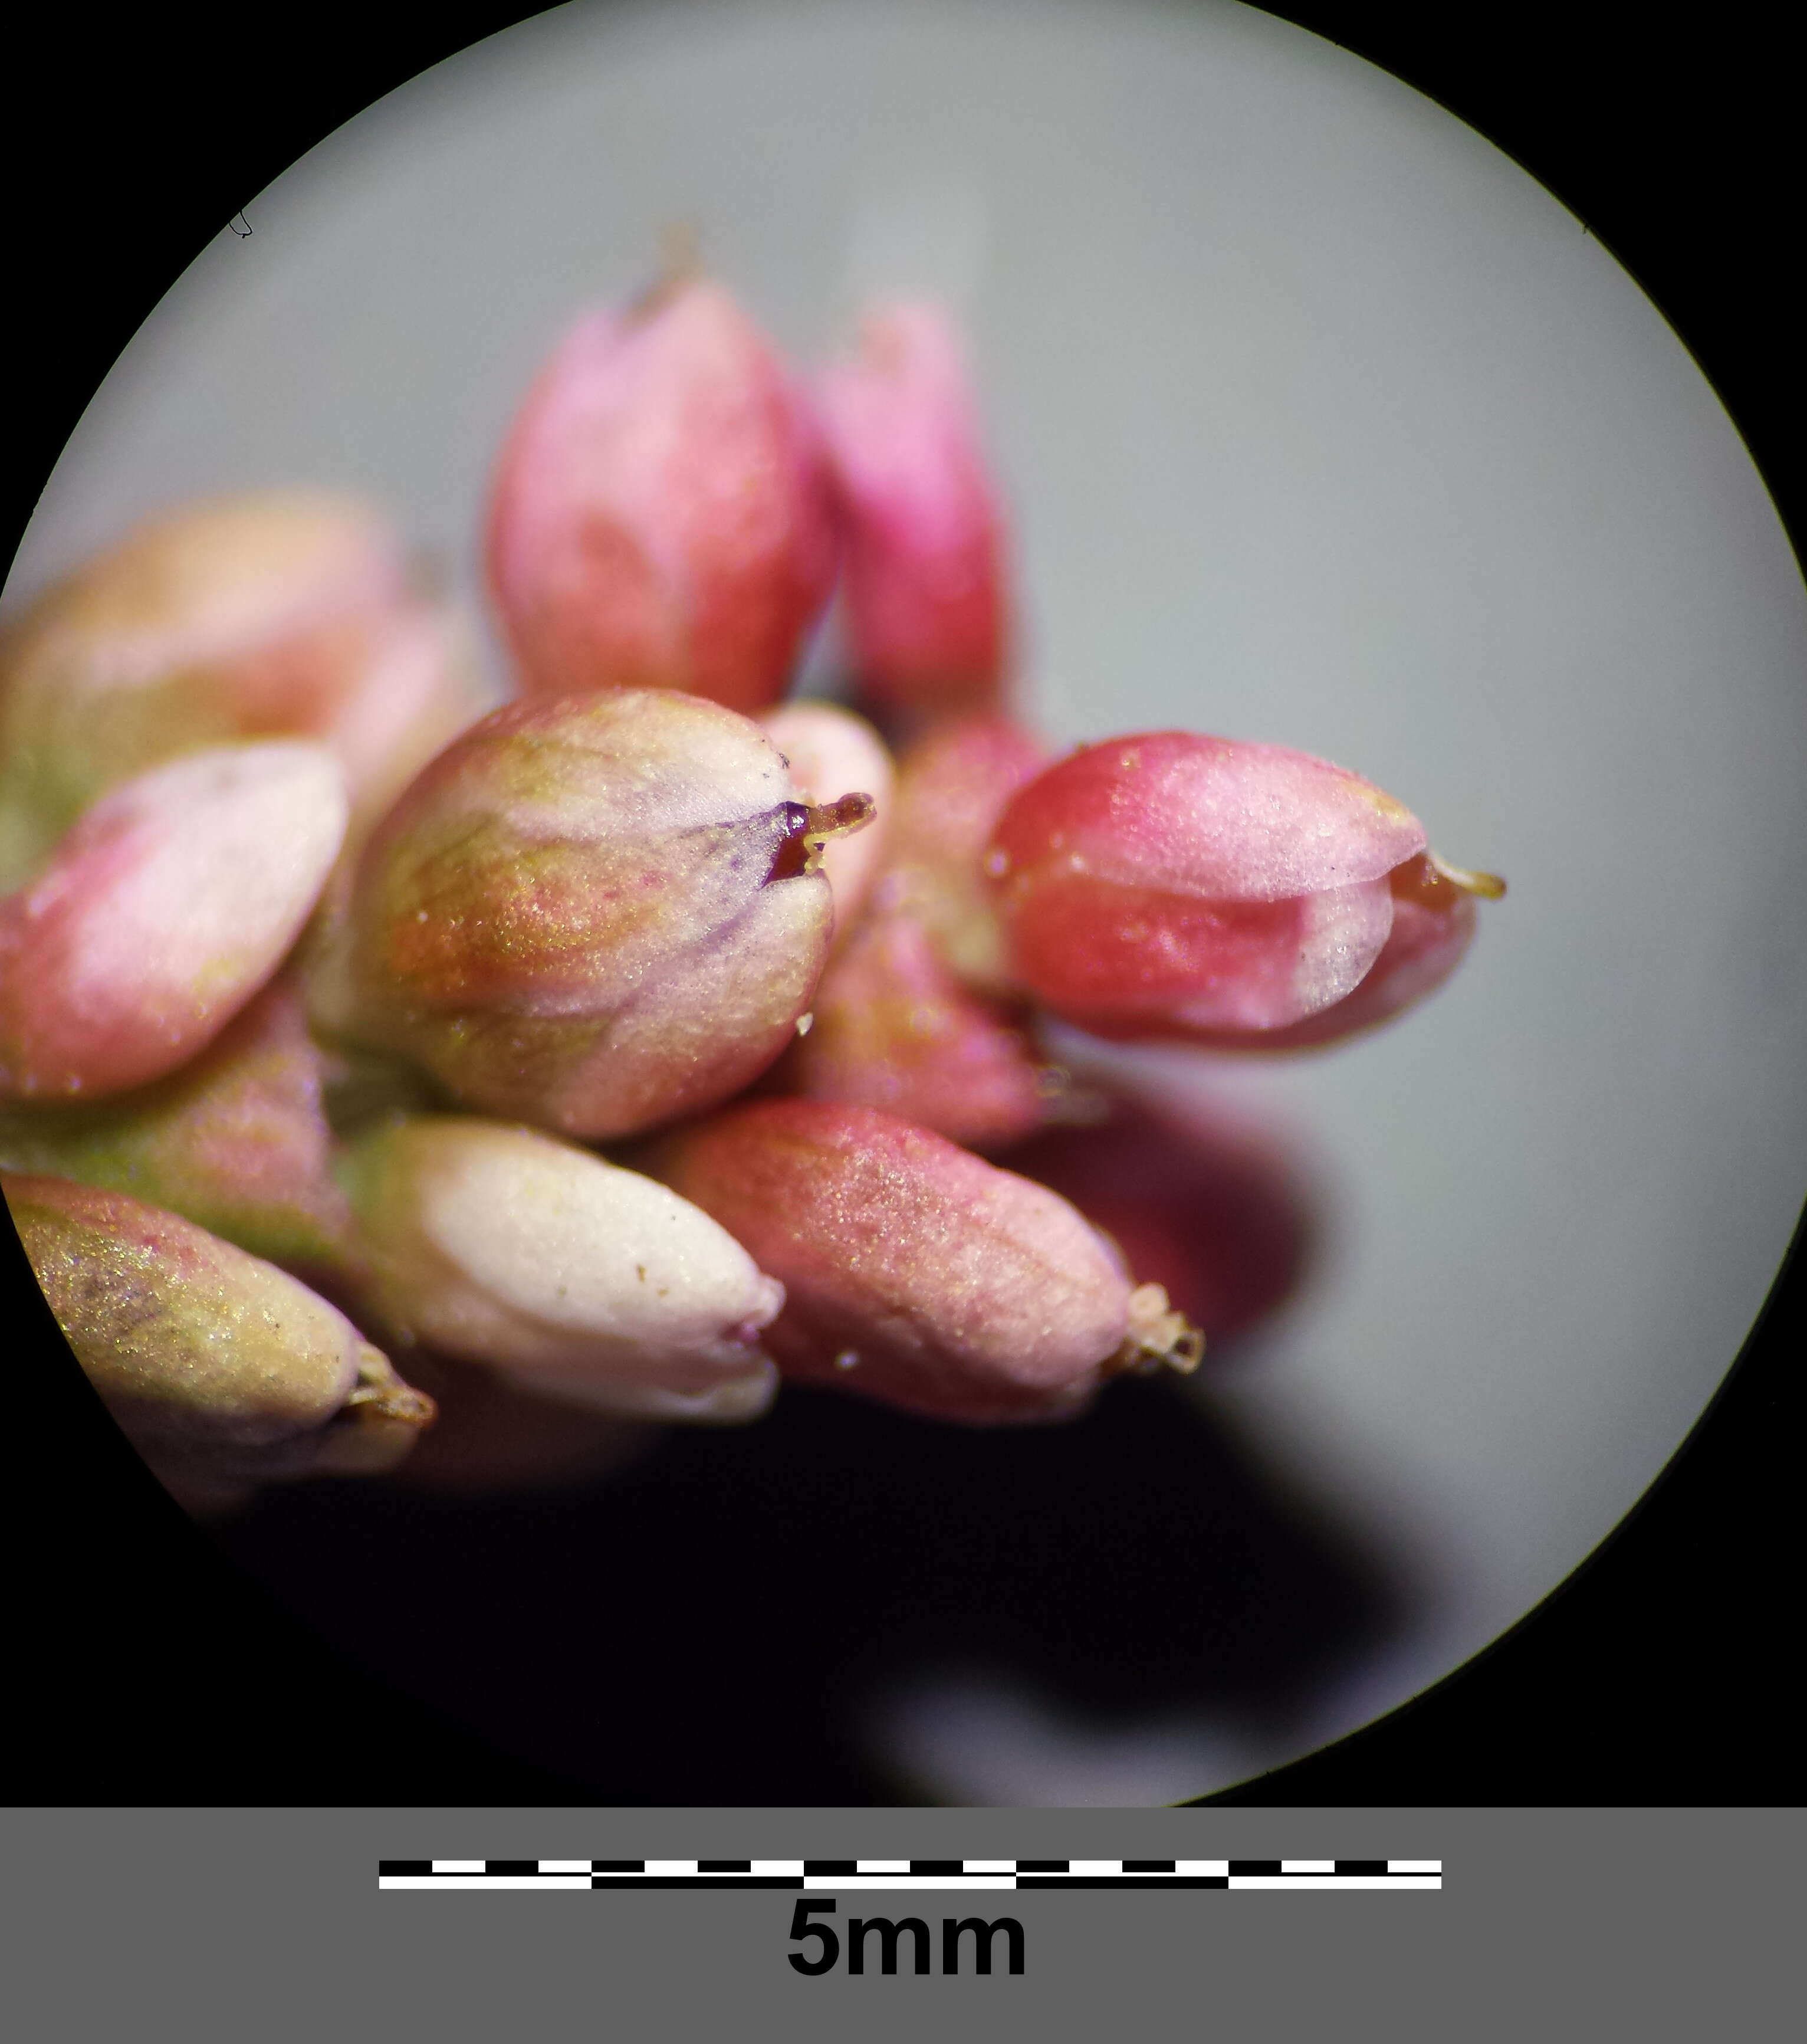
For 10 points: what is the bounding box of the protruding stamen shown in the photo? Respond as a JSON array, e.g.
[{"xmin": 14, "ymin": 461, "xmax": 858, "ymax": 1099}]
[
  {"xmin": 1109, "ymin": 1281, "xmax": 1205, "ymax": 1377},
  {"xmin": 1430, "ymin": 851, "xmax": 1507, "ymax": 900},
  {"xmin": 768, "ymin": 792, "xmax": 878, "ymax": 881}
]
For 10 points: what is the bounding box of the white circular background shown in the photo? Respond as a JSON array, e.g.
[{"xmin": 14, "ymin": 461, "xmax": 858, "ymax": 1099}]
[{"xmin": 9, "ymin": 0, "xmax": 1805, "ymax": 1801}]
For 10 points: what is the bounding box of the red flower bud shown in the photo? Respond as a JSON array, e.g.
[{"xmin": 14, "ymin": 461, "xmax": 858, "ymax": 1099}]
[
  {"xmin": 817, "ymin": 303, "xmax": 1011, "ymax": 718},
  {"xmin": 640, "ymin": 1098, "xmax": 1198, "ymax": 1426},
  {"xmin": 987, "ymin": 732, "xmax": 1501, "ymax": 1040},
  {"xmin": 487, "ymin": 279, "xmax": 836, "ymax": 714},
  {"xmin": 340, "ymin": 690, "xmax": 873, "ymax": 1139}
]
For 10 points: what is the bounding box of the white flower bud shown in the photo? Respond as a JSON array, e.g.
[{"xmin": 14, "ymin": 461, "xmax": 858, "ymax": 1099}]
[{"xmin": 338, "ymin": 1114, "xmax": 784, "ymax": 1422}]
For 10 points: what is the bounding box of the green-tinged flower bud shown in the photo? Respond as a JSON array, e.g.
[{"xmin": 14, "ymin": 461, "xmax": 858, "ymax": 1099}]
[
  {"xmin": 336, "ymin": 1114, "xmax": 784, "ymax": 1422},
  {"xmin": 5, "ymin": 1171, "xmax": 433, "ymax": 1498},
  {"xmin": 0, "ymin": 493, "xmax": 488, "ymax": 886},
  {"xmin": 338, "ymin": 689, "xmax": 873, "ymax": 1139},
  {"xmin": 0, "ymin": 740, "xmax": 349, "ymax": 1104},
  {"xmin": 0, "ymin": 976, "xmax": 354, "ymax": 1281}
]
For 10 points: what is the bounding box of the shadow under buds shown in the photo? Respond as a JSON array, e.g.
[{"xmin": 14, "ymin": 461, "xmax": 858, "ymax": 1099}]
[
  {"xmin": 637, "ymin": 1097, "xmax": 1200, "ymax": 1426},
  {"xmin": 486, "ymin": 276, "xmax": 837, "ymax": 715},
  {"xmin": 386, "ymin": 1349, "xmax": 654, "ymax": 1496},
  {"xmin": 0, "ymin": 741, "xmax": 349, "ymax": 1104},
  {"xmin": 334, "ymin": 688, "xmax": 874, "ymax": 1140},
  {"xmin": 5, "ymin": 1170, "xmax": 433, "ymax": 1513},
  {"xmin": 987, "ymin": 731, "xmax": 1503, "ymax": 1046},
  {"xmin": 336, "ymin": 1114, "xmax": 784, "ymax": 1423}
]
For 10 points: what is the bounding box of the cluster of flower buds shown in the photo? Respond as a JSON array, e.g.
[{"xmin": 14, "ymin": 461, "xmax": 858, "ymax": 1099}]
[{"xmin": 1, "ymin": 259, "xmax": 1501, "ymax": 1506}]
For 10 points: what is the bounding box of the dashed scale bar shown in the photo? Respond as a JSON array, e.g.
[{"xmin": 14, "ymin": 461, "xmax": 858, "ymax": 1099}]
[{"xmin": 379, "ymin": 1858, "xmax": 1441, "ymax": 1891}]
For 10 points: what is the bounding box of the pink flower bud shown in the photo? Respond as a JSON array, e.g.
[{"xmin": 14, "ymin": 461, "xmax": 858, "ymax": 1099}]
[
  {"xmin": 640, "ymin": 1098, "xmax": 1198, "ymax": 1425},
  {"xmin": 0, "ymin": 741, "xmax": 348, "ymax": 1103},
  {"xmin": 987, "ymin": 732, "xmax": 1500, "ymax": 1039},
  {"xmin": 341, "ymin": 690, "xmax": 873, "ymax": 1139},
  {"xmin": 997, "ymin": 1090, "xmax": 1318, "ymax": 1345},
  {"xmin": 486, "ymin": 279, "xmax": 837, "ymax": 714},
  {"xmin": 816, "ymin": 303, "xmax": 1011, "ymax": 718},
  {"xmin": 337, "ymin": 1114, "xmax": 784, "ymax": 1423},
  {"xmin": 0, "ymin": 493, "xmax": 448, "ymax": 884},
  {"xmin": 758, "ymin": 699, "xmax": 896, "ymax": 933},
  {"xmin": 875, "ymin": 709, "xmax": 1048, "ymax": 992},
  {"xmin": 5, "ymin": 1170, "xmax": 433, "ymax": 1498},
  {"xmin": 0, "ymin": 975, "xmax": 353, "ymax": 1281},
  {"xmin": 772, "ymin": 909, "xmax": 1059, "ymax": 1151}
]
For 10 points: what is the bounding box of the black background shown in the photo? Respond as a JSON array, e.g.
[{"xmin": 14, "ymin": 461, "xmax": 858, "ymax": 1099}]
[{"xmin": 4, "ymin": 0, "xmax": 1800, "ymax": 1805}]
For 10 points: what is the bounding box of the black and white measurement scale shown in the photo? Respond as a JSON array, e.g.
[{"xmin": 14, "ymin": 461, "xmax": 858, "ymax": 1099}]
[{"xmin": 380, "ymin": 1857, "xmax": 1441, "ymax": 1891}]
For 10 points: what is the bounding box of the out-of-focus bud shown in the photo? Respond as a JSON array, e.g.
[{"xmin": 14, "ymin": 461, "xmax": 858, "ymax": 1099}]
[
  {"xmin": 987, "ymin": 733, "xmax": 1503, "ymax": 1040},
  {"xmin": 997, "ymin": 1089, "xmax": 1318, "ymax": 1345},
  {"xmin": 758, "ymin": 699, "xmax": 895, "ymax": 934},
  {"xmin": 876, "ymin": 710, "xmax": 1047, "ymax": 993},
  {"xmin": 640, "ymin": 1098, "xmax": 1199, "ymax": 1426},
  {"xmin": 336, "ymin": 1115, "xmax": 784, "ymax": 1423},
  {"xmin": 816, "ymin": 303, "xmax": 1011, "ymax": 720},
  {"xmin": 324, "ymin": 601, "xmax": 500, "ymax": 847},
  {"xmin": 0, "ymin": 493, "xmax": 484, "ymax": 884},
  {"xmin": 5, "ymin": 1170, "xmax": 433, "ymax": 1501},
  {"xmin": 338, "ymin": 690, "xmax": 872, "ymax": 1140},
  {"xmin": 0, "ymin": 976, "xmax": 354, "ymax": 1282},
  {"xmin": 771, "ymin": 909, "xmax": 1062, "ymax": 1151},
  {"xmin": 0, "ymin": 742, "xmax": 348, "ymax": 1104},
  {"xmin": 487, "ymin": 278, "xmax": 837, "ymax": 714}
]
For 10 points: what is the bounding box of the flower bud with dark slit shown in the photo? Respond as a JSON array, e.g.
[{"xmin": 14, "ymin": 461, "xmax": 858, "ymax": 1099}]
[
  {"xmin": 638, "ymin": 1097, "xmax": 1200, "ymax": 1426},
  {"xmin": 486, "ymin": 278, "xmax": 837, "ymax": 714},
  {"xmin": 986, "ymin": 733, "xmax": 1502, "ymax": 1042},
  {"xmin": 758, "ymin": 699, "xmax": 895, "ymax": 935},
  {"xmin": 337, "ymin": 690, "xmax": 874, "ymax": 1139},
  {"xmin": 816, "ymin": 303, "xmax": 1011, "ymax": 720},
  {"xmin": 336, "ymin": 1114, "xmax": 785, "ymax": 1423},
  {"xmin": 5, "ymin": 1170, "xmax": 433, "ymax": 1505},
  {"xmin": 0, "ymin": 740, "xmax": 349, "ymax": 1104}
]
